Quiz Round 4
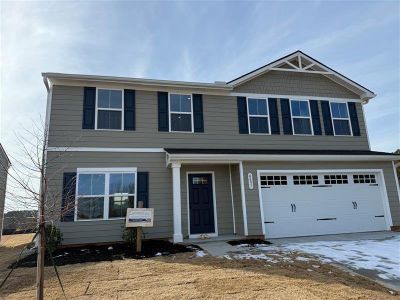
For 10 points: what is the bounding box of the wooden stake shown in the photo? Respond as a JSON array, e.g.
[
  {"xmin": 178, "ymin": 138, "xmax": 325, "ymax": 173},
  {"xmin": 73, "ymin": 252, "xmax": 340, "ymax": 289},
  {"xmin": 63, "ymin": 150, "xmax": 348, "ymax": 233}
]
[{"xmin": 136, "ymin": 227, "xmax": 142, "ymax": 253}]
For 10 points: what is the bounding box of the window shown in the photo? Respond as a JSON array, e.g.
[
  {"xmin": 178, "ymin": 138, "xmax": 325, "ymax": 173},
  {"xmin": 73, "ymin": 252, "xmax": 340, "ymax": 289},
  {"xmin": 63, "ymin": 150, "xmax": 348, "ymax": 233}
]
[
  {"xmin": 169, "ymin": 94, "xmax": 192, "ymax": 132},
  {"xmin": 247, "ymin": 98, "xmax": 270, "ymax": 134},
  {"xmin": 324, "ymin": 174, "xmax": 348, "ymax": 185},
  {"xmin": 330, "ymin": 102, "xmax": 352, "ymax": 136},
  {"xmin": 76, "ymin": 168, "xmax": 136, "ymax": 220},
  {"xmin": 353, "ymin": 174, "xmax": 376, "ymax": 184},
  {"xmin": 192, "ymin": 177, "xmax": 209, "ymax": 185},
  {"xmin": 290, "ymin": 100, "xmax": 313, "ymax": 135},
  {"xmin": 260, "ymin": 175, "xmax": 288, "ymax": 187},
  {"xmin": 293, "ymin": 175, "xmax": 319, "ymax": 185},
  {"xmin": 96, "ymin": 89, "xmax": 123, "ymax": 130}
]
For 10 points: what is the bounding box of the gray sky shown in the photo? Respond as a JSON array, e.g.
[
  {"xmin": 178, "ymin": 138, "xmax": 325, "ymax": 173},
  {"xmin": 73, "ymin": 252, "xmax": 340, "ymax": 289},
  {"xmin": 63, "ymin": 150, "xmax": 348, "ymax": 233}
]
[{"xmin": 1, "ymin": 1, "xmax": 399, "ymax": 209}]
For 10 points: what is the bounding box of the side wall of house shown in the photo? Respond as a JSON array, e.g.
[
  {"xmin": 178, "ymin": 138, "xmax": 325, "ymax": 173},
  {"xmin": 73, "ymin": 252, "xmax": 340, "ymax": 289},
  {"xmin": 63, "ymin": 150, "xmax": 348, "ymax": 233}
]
[
  {"xmin": 0, "ymin": 153, "xmax": 9, "ymax": 239},
  {"xmin": 230, "ymin": 164, "xmax": 244, "ymax": 236},
  {"xmin": 242, "ymin": 160, "xmax": 400, "ymax": 236}
]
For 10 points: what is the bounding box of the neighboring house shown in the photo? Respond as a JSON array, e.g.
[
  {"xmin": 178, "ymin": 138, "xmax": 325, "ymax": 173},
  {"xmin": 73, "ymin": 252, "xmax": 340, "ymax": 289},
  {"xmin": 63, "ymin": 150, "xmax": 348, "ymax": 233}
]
[
  {"xmin": 42, "ymin": 51, "xmax": 400, "ymax": 245},
  {"xmin": 2, "ymin": 210, "xmax": 37, "ymax": 235},
  {"xmin": 0, "ymin": 143, "xmax": 11, "ymax": 241}
]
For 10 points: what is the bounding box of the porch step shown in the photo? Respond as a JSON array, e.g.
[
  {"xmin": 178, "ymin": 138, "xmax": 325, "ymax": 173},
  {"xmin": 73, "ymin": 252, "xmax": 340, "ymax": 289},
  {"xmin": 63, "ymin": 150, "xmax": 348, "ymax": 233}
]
[{"xmin": 193, "ymin": 241, "xmax": 235, "ymax": 257}]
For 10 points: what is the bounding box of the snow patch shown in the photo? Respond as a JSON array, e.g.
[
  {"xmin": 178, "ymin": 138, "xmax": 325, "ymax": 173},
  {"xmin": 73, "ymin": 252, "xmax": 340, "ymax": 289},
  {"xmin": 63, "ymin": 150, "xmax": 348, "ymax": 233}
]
[{"xmin": 196, "ymin": 250, "xmax": 207, "ymax": 257}]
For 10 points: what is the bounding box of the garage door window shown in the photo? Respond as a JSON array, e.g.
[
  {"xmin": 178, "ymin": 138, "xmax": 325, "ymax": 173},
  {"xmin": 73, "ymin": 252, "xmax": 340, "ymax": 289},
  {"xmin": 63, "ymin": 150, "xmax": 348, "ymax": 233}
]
[
  {"xmin": 353, "ymin": 174, "xmax": 376, "ymax": 184},
  {"xmin": 260, "ymin": 175, "xmax": 287, "ymax": 187},
  {"xmin": 324, "ymin": 174, "xmax": 348, "ymax": 184},
  {"xmin": 293, "ymin": 175, "xmax": 319, "ymax": 185}
]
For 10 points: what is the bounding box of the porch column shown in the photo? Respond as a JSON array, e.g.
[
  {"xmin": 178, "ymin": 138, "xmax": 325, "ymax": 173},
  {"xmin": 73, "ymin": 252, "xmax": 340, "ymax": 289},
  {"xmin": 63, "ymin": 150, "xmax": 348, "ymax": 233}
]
[{"xmin": 172, "ymin": 162, "xmax": 183, "ymax": 243}]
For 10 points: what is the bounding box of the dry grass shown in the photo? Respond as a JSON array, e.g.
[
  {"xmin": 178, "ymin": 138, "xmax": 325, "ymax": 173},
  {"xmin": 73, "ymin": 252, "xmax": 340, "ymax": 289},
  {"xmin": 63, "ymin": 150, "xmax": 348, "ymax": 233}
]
[
  {"xmin": 0, "ymin": 234, "xmax": 398, "ymax": 300},
  {"xmin": 0, "ymin": 234, "xmax": 35, "ymax": 270}
]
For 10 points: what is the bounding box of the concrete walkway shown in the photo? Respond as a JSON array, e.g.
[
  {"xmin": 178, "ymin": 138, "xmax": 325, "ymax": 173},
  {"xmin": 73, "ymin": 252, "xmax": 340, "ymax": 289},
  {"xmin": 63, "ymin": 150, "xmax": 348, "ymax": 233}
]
[{"xmin": 194, "ymin": 241, "xmax": 236, "ymax": 257}]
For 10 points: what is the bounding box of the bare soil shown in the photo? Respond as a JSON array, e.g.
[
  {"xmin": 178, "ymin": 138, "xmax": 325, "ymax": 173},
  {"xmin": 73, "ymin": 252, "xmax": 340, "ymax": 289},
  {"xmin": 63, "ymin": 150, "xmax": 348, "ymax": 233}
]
[{"xmin": 0, "ymin": 234, "xmax": 398, "ymax": 300}]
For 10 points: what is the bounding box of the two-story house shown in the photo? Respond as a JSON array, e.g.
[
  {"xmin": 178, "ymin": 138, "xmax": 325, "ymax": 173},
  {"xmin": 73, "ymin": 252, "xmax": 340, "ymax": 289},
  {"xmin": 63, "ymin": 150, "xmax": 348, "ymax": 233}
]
[
  {"xmin": 0, "ymin": 143, "xmax": 11, "ymax": 241},
  {"xmin": 43, "ymin": 51, "xmax": 400, "ymax": 245}
]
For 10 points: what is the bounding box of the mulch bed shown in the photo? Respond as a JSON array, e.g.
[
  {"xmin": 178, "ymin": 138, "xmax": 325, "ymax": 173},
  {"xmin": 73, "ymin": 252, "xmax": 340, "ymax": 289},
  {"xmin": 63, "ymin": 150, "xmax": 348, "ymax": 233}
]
[
  {"xmin": 10, "ymin": 240, "xmax": 200, "ymax": 269},
  {"xmin": 227, "ymin": 239, "xmax": 272, "ymax": 246}
]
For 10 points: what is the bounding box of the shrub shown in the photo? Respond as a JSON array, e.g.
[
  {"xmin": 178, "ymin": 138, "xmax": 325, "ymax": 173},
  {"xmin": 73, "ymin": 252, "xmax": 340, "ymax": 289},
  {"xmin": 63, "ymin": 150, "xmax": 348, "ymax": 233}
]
[
  {"xmin": 45, "ymin": 224, "xmax": 62, "ymax": 253},
  {"xmin": 122, "ymin": 226, "xmax": 137, "ymax": 249}
]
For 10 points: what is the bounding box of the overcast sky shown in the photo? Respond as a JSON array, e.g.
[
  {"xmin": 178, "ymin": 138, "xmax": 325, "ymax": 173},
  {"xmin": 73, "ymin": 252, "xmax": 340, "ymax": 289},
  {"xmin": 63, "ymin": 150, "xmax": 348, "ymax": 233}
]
[{"xmin": 1, "ymin": 1, "xmax": 399, "ymax": 208}]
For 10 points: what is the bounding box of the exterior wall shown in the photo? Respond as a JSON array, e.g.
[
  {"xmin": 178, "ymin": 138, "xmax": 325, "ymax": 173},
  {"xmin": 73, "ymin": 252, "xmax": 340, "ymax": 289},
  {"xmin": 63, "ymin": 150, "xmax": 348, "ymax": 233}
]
[
  {"xmin": 233, "ymin": 71, "xmax": 360, "ymax": 99},
  {"xmin": 48, "ymin": 85, "xmax": 369, "ymax": 151},
  {"xmin": 46, "ymin": 151, "xmax": 172, "ymax": 245},
  {"xmin": 242, "ymin": 160, "xmax": 400, "ymax": 236},
  {"xmin": 230, "ymin": 164, "xmax": 244, "ymax": 235},
  {"xmin": 0, "ymin": 152, "xmax": 9, "ymax": 240},
  {"xmin": 180, "ymin": 164, "xmax": 235, "ymax": 237}
]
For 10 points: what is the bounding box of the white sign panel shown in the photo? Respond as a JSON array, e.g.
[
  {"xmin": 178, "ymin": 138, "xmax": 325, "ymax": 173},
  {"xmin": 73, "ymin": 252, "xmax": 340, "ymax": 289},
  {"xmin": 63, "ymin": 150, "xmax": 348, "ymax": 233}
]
[{"xmin": 125, "ymin": 208, "xmax": 154, "ymax": 228}]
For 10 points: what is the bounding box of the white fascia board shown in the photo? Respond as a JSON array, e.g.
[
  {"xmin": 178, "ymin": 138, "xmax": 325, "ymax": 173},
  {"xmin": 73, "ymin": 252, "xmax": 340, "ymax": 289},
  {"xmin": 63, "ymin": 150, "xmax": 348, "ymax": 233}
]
[
  {"xmin": 167, "ymin": 154, "xmax": 400, "ymax": 164},
  {"xmin": 230, "ymin": 92, "xmax": 361, "ymax": 102},
  {"xmin": 47, "ymin": 147, "xmax": 165, "ymax": 153}
]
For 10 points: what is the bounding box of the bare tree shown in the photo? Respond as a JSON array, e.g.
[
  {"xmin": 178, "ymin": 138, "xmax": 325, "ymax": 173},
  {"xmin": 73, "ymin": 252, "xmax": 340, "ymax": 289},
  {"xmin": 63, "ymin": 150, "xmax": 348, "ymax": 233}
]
[{"xmin": 1, "ymin": 120, "xmax": 76, "ymax": 299}]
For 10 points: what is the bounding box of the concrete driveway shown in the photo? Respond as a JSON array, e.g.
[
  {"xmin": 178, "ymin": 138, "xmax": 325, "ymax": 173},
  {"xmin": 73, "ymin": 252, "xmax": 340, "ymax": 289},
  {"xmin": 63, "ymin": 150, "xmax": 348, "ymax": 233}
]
[{"xmin": 254, "ymin": 232, "xmax": 400, "ymax": 291}]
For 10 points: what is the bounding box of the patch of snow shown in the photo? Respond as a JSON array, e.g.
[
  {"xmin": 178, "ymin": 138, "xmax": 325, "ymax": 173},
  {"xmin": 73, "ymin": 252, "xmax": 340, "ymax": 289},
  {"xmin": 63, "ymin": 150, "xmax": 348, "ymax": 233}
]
[
  {"xmin": 108, "ymin": 246, "xmax": 113, "ymax": 250},
  {"xmin": 312, "ymin": 265, "xmax": 320, "ymax": 269},
  {"xmin": 196, "ymin": 250, "xmax": 207, "ymax": 257},
  {"xmin": 295, "ymin": 256, "xmax": 310, "ymax": 262},
  {"xmin": 307, "ymin": 269, "xmax": 313, "ymax": 272},
  {"xmin": 236, "ymin": 244, "xmax": 250, "ymax": 247},
  {"xmin": 279, "ymin": 236, "xmax": 400, "ymax": 281},
  {"xmin": 155, "ymin": 252, "xmax": 162, "ymax": 256},
  {"xmin": 223, "ymin": 255, "xmax": 232, "ymax": 260}
]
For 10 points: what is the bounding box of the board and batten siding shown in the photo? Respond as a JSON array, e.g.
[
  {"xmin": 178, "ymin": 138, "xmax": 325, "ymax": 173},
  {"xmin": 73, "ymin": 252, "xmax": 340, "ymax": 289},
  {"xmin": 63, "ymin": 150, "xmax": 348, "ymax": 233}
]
[
  {"xmin": 48, "ymin": 85, "xmax": 369, "ymax": 150},
  {"xmin": 180, "ymin": 165, "xmax": 235, "ymax": 237},
  {"xmin": 242, "ymin": 161, "xmax": 400, "ymax": 236},
  {"xmin": 0, "ymin": 152, "xmax": 9, "ymax": 240}
]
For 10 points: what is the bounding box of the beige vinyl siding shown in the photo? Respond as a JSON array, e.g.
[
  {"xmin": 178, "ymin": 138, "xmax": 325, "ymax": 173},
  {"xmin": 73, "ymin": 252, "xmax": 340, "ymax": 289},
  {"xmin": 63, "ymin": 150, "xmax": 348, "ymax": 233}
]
[
  {"xmin": 233, "ymin": 71, "xmax": 360, "ymax": 99},
  {"xmin": 0, "ymin": 153, "xmax": 9, "ymax": 240},
  {"xmin": 180, "ymin": 164, "xmax": 234, "ymax": 237},
  {"xmin": 48, "ymin": 85, "xmax": 369, "ymax": 150},
  {"xmin": 46, "ymin": 151, "xmax": 173, "ymax": 245},
  {"xmin": 242, "ymin": 161, "xmax": 400, "ymax": 236}
]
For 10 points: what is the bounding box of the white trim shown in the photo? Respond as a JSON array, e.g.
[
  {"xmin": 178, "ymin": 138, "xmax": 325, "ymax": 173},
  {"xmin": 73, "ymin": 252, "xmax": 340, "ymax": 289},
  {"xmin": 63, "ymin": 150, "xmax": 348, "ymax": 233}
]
[
  {"xmin": 172, "ymin": 163, "xmax": 183, "ymax": 243},
  {"xmin": 239, "ymin": 162, "xmax": 249, "ymax": 236},
  {"xmin": 168, "ymin": 93, "xmax": 194, "ymax": 133},
  {"xmin": 246, "ymin": 97, "xmax": 271, "ymax": 135},
  {"xmin": 229, "ymin": 164, "xmax": 236, "ymax": 234},
  {"xmin": 361, "ymin": 104, "xmax": 371, "ymax": 149},
  {"xmin": 186, "ymin": 171, "xmax": 218, "ymax": 238},
  {"xmin": 75, "ymin": 167, "xmax": 138, "ymax": 222},
  {"xmin": 330, "ymin": 101, "xmax": 353, "ymax": 137},
  {"xmin": 392, "ymin": 161, "xmax": 400, "ymax": 207},
  {"xmin": 47, "ymin": 147, "xmax": 165, "ymax": 153},
  {"xmin": 256, "ymin": 169, "xmax": 393, "ymax": 234},
  {"xmin": 94, "ymin": 88, "xmax": 124, "ymax": 131},
  {"xmin": 290, "ymin": 99, "xmax": 314, "ymax": 136},
  {"xmin": 230, "ymin": 92, "xmax": 362, "ymax": 103}
]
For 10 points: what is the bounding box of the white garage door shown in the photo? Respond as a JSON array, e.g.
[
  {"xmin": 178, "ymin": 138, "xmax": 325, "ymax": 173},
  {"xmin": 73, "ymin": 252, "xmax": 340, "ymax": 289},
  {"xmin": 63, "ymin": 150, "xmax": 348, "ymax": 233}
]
[{"xmin": 259, "ymin": 171, "xmax": 388, "ymax": 238}]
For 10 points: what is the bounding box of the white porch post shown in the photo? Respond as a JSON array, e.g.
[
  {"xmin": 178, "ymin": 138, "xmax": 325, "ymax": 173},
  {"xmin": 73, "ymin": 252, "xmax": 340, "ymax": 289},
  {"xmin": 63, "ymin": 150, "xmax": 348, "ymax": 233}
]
[{"xmin": 172, "ymin": 162, "xmax": 183, "ymax": 243}]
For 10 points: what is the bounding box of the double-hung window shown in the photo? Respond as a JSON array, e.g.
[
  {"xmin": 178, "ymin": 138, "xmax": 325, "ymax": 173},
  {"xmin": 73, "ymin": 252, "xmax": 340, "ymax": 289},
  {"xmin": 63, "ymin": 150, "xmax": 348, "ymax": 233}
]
[
  {"xmin": 76, "ymin": 168, "xmax": 136, "ymax": 221},
  {"xmin": 330, "ymin": 102, "xmax": 352, "ymax": 136},
  {"xmin": 169, "ymin": 94, "xmax": 193, "ymax": 132},
  {"xmin": 96, "ymin": 89, "xmax": 123, "ymax": 130},
  {"xmin": 290, "ymin": 100, "xmax": 313, "ymax": 135},
  {"xmin": 247, "ymin": 98, "xmax": 270, "ymax": 134}
]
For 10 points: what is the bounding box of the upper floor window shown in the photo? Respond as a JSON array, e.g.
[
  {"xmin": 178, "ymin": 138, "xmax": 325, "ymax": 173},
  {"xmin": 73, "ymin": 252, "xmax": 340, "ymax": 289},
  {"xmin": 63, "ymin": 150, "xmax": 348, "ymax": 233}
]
[
  {"xmin": 330, "ymin": 102, "xmax": 352, "ymax": 136},
  {"xmin": 169, "ymin": 94, "xmax": 193, "ymax": 132},
  {"xmin": 76, "ymin": 168, "xmax": 136, "ymax": 221},
  {"xmin": 96, "ymin": 89, "xmax": 123, "ymax": 130},
  {"xmin": 247, "ymin": 98, "xmax": 270, "ymax": 134},
  {"xmin": 290, "ymin": 100, "xmax": 313, "ymax": 135}
]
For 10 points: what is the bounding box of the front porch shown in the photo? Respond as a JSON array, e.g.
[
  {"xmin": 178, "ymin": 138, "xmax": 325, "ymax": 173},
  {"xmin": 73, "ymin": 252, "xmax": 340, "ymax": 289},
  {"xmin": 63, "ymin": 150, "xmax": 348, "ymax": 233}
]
[{"xmin": 170, "ymin": 162, "xmax": 247, "ymax": 243}]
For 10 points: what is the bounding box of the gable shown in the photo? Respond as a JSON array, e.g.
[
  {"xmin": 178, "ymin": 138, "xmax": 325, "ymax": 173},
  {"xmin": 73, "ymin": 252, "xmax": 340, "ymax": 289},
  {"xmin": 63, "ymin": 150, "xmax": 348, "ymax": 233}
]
[{"xmin": 233, "ymin": 70, "xmax": 360, "ymax": 99}]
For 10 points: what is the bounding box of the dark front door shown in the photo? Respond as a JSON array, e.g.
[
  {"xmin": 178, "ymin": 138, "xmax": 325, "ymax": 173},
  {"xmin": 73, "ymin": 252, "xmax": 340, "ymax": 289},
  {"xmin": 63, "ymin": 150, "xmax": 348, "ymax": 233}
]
[{"xmin": 188, "ymin": 173, "xmax": 215, "ymax": 235}]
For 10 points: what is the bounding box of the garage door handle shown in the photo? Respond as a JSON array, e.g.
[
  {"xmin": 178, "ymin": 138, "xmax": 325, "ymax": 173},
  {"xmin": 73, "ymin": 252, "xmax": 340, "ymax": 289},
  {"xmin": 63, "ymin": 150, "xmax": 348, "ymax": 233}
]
[
  {"xmin": 291, "ymin": 204, "xmax": 293, "ymax": 212},
  {"xmin": 294, "ymin": 204, "xmax": 296, "ymax": 212},
  {"xmin": 317, "ymin": 218, "xmax": 337, "ymax": 221},
  {"xmin": 352, "ymin": 201, "xmax": 358, "ymax": 209}
]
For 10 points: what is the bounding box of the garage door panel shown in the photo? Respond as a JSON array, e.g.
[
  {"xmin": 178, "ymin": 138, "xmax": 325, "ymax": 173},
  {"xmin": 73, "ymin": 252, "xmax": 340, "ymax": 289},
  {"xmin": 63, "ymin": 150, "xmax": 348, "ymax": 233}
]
[{"xmin": 260, "ymin": 171, "xmax": 388, "ymax": 239}]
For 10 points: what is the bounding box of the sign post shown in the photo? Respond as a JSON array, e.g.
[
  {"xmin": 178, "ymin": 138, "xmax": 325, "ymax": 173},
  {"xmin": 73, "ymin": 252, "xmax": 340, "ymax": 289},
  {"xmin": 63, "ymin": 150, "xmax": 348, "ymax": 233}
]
[{"xmin": 125, "ymin": 207, "xmax": 154, "ymax": 253}]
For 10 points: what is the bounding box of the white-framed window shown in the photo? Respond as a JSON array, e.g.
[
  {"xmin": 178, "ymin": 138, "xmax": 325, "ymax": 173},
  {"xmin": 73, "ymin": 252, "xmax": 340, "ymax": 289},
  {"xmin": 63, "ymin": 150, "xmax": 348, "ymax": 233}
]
[
  {"xmin": 169, "ymin": 93, "xmax": 193, "ymax": 132},
  {"xmin": 353, "ymin": 174, "xmax": 376, "ymax": 184},
  {"xmin": 330, "ymin": 102, "xmax": 352, "ymax": 136},
  {"xmin": 75, "ymin": 168, "xmax": 137, "ymax": 221},
  {"xmin": 247, "ymin": 98, "xmax": 270, "ymax": 134},
  {"xmin": 293, "ymin": 175, "xmax": 319, "ymax": 185},
  {"xmin": 96, "ymin": 88, "xmax": 124, "ymax": 130},
  {"xmin": 290, "ymin": 100, "xmax": 313, "ymax": 135},
  {"xmin": 260, "ymin": 175, "xmax": 288, "ymax": 187},
  {"xmin": 324, "ymin": 174, "xmax": 348, "ymax": 185}
]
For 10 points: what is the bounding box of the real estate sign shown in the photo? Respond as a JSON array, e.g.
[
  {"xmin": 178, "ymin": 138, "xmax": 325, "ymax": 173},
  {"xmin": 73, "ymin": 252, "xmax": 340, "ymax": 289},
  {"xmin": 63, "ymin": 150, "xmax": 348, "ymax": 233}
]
[{"xmin": 125, "ymin": 208, "xmax": 154, "ymax": 227}]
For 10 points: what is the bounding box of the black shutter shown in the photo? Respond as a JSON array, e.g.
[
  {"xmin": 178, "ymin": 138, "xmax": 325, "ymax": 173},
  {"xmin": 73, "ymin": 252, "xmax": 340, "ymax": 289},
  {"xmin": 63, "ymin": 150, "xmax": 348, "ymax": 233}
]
[
  {"xmin": 137, "ymin": 172, "xmax": 149, "ymax": 208},
  {"xmin": 321, "ymin": 101, "xmax": 334, "ymax": 135},
  {"xmin": 237, "ymin": 97, "xmax": 248, "ymax": 134},
  {"xmin": 268, "ymin": 98, "xmax": 280, "ymax": 134},
  {"xmin": 82, "ymin": 87, "xmax": 96, "ymax": 129},
  {"xmin": 124, "ymin": 89, "xmax": 135, "ymax": 131},
  {"xmin": 347, "ymin": 102, "xmax": 360, "ymax": 136},
  {"xmin": 193, "ymin": 94, "xmax": 204, "ymax": 132},
  {"xmin": 61, "ymin": 172, "xmax": 76, "ymax": 222},
  {"xmin": 309, "ymin": 100, "xmax": 322, "ymax": 135},
  {"xmin": 158, "ymin": 92, "xmax": 169, "ymax": 131},
  {"xmin": 280, "ymin": 99, "xmax": 292, "ymax": 135}
]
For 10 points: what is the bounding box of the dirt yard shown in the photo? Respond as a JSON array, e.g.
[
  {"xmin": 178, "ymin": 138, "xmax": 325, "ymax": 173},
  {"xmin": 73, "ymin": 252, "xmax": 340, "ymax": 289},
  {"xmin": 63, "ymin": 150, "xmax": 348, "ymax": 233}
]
[{"xmin": 0, "ymin": 234, "xmax": 398, "ymax": 299}]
